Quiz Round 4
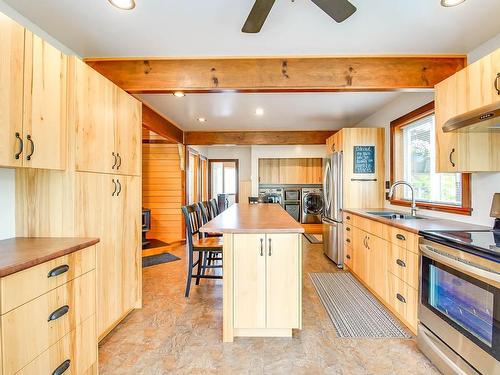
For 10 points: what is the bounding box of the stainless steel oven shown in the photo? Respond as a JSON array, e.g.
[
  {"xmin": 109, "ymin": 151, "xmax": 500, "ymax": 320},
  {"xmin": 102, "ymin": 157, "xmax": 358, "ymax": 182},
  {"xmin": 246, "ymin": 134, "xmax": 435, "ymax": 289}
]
[{"xmin": 418, "ymin": 238, "xmax": 500, "ymax": 375}]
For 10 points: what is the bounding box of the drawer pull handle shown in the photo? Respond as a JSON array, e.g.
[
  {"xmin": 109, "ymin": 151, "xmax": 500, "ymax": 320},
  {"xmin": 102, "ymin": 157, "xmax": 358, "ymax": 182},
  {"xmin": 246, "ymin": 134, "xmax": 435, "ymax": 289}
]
[
  {"xmin": 48, "ymin": 305, "xmax": 69, "ymax": 322},
  {"xmin": 396, "ymin": 259, "xmax": 406, "ymax": 268},
  {"xmin": 396, "ymin": 293, "xmax": 406, "ymax": 304},
  {"xmin": 47, "ymin": 264, "xmax": 69, "ymax": 278},
  {"xmin": 346, "ymin": 238, "xmax": 351, "ymax": 243},
  {"xmin": 346, "ymin": 227, "xmax": 351, "ymax": 232},
  {"xmin": 396, "ymin": 234, "xmax": 406, "ymax": 241},
  {"xmin": 268, "ymin": 238, "xmax": 272, "ymax": 256},
  {"xmin": 346, "ymin": 254, "xmax": 351, "ymax": 259},
  {"xmin": 52, "ymin": 359, "xmax": 71, "ymax": 375},
  {"xmin": 260, "ymin": 238, "xmax": 264, "ymax": 256},
  {"xmin": 346, "ymin": 215, "xmax": 351, "ymax": 220},
  {"xmin": 396, "ymin": 259, "xmax": 406, "ymax": 267}
]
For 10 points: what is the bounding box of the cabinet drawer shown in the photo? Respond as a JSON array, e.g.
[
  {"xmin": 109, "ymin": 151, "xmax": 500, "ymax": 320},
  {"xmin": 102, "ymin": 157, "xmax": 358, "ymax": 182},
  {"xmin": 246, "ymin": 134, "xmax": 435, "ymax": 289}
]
[
  {"xmin": 387, "ymin": 226, "xmax": 417, "ymax": 253},
  {"xmin": 344, "ymin": 212, "xmax": 353, "ymax": 224},
  {"xmin": 387, "ymin": 244, "xmax": 419, "ymax": 289},
  {"xmin": 1, "ymin": 245, "xmax": 96, "ymax": 314},
  {"xmin": 387, "ymin": 273, "xmax": 418, "ymax": 331},
  {"xmin": 353, "ymin": 215, "xmax": 384, "ymax": 238},
  {"xmin": 344, "ymin": 244, "xmax": 353, "ymax": 268},
  {"xmin": 344, "ymin": 225, "xmax": 353, "ymax": 240},
  {"xmin": 18, "ymin": 315, "xmax": 97, "ymax": 375},
  {"xmin": 2, "ymin": 270, "xmax": 96, "ymax": 374}
]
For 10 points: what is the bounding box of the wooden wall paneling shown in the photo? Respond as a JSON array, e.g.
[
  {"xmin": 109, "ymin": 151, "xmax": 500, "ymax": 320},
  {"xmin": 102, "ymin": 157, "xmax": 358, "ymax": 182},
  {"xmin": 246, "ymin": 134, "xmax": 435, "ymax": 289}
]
[
  {"xmin": 141, "ymin": 104, "xmax": 183, "ymax": 144},
  {"xmin": 23, "ymin": 31, "xmax": 67, "ymax": 170},
  {"xmin": 85, "ymin": 56, "xmax": 467, "ymax": 93},
  {"xmin": 201, "ymin": 157, "xmax": 208, "ymax": 201},
  {"xmin": 142, "ymin": 143, "xmax": 184, "ymax": 243},
  {"xmin": 0, "ymin": 13, "xmax": 24, "ymax": 168},
  {"xmin": 186, "ymin": 131, "xmax": 335, "ymax": 145}
]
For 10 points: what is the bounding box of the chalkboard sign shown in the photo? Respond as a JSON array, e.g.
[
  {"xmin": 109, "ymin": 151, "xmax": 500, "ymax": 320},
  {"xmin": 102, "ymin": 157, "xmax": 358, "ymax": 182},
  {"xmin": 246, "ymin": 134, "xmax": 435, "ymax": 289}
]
[{"xmin": 353, "ymin": 146, "xmax": 375, "ymax": 174}]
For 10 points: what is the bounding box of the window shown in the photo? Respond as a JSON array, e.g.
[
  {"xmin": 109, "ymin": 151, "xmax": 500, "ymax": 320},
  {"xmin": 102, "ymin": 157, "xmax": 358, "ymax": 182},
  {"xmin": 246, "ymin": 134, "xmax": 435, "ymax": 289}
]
[
  {"xmin": 390, "ymin": 102, "xmax": 471, "ymax": 215},
  {"xmin": 209, "ymin": 160, "xmax": 239, "ymax": 205}
]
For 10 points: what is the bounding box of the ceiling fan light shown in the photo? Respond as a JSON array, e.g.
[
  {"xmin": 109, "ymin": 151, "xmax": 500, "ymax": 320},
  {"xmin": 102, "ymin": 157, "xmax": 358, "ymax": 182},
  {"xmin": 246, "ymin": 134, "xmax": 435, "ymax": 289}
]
[
  {"xmin": 440, "ymin": 0, "xmax": 465, "ymax": 7},
  {"xmin": 108, "ymin": 0, "xmax": 136, "ymax": 10}
]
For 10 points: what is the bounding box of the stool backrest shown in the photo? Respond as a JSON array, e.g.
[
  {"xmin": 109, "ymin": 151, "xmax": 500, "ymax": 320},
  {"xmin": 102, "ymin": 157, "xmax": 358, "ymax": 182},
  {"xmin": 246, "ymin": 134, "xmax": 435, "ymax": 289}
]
[
  {"xmin": 181, "ymin": 204, "xmax": 202, "ymax": 248},
  {"xmin": 209, "ymin": 198, "xmax": 219, "ymax": 217},
  {"xmin": 197, "ymin": 201, "xmax": 210, "ymax": 224}
]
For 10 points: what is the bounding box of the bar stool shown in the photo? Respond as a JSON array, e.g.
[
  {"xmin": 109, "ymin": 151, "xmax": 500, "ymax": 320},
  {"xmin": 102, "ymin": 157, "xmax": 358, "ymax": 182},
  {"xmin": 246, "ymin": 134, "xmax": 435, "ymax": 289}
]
[
  {"xmin": 181, "ymin": 204, "xmax": 223, "ymax": 297},
  {"xmin": 248, "ymin": 197, "xmax": 259, "ymax": 204},
  {"xmin": 197, "ymin": 201, "xmax": 223, "ymax": 272},
  {"xmin": 209, "ymin": 198, "xmax": 219, "ymax": 217}
]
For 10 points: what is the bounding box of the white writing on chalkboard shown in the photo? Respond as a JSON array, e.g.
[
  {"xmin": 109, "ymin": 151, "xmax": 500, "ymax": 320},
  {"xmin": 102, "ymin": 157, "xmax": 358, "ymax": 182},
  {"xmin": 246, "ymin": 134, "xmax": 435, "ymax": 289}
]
[{"xmin": 353, "ymin": 146, "xmax": 375, "ymax": 174}]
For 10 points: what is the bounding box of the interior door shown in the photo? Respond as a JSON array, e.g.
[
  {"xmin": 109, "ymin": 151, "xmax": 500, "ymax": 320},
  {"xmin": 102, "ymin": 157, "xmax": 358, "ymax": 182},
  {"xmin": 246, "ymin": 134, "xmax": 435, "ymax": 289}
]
[
  {"xmin": 0, "ymin": 14, "xmax": 24, "ymax": 168},
  {"xmin": 233, "ymin": 234, "xmax": 266, "ymax": 329},
  {"xmin": 74, "ymin": 59, "xmax": 115, "ymax": 174},
  {"xmin": 114, "ymin": 88, "xmax": 141, "ymax": 176},
  {"xmin": 23, "ymin": 32, "xmax": 67, "ymax": 170},
  {"xmin": 266, "ymin": 234, "xmax": 300, "ymax": 329}
]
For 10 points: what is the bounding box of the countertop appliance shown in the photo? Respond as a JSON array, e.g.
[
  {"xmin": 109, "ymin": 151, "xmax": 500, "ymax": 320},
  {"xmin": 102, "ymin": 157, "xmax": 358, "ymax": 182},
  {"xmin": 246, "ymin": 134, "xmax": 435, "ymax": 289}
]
[
  {"xmin": 301, "ymin": 188, "xmax": 323, "ymax": 224},
  {"xmin": 417, "ymin": 194, "xmax": 500, "ymax": 375},
  {"xmin": 258, "ymin": 188, "xmax": 283, "ymax": 205},
  {"xmin": 322, "ymin": 151, "xmax": 343, "ymax": 266}
]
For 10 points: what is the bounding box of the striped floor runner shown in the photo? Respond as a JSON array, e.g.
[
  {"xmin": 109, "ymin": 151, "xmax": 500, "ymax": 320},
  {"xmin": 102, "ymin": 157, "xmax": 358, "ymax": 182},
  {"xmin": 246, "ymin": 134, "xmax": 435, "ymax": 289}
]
[{"xmin": 310, "ymin": 272, "xmax": 411, "ymax": 338}]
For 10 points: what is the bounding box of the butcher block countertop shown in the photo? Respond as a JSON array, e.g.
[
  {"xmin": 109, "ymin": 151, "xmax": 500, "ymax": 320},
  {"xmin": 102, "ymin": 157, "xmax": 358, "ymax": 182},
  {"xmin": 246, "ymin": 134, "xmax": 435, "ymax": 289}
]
[
  {"xmin": 200, "ymin": 203, "xmax": 305, "ymax": 234},
  {"xmin": 343, "ymin": 208, "xmax": 490, "ymax": 234},
  {"xmin": 0, "ymin": 237, "xmax": 100, "ymax": 277}
]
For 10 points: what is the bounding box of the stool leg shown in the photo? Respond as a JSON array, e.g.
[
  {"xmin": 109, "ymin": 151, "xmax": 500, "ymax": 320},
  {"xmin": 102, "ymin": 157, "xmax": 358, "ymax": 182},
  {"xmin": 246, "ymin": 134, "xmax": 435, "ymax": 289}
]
[
  {"xmin": 195, "ymin": 251, "xmax": 204, "ymax": 285},
  {"xmin": 185, "ymin": 246, "xmax": 194, "ymax": 298}
]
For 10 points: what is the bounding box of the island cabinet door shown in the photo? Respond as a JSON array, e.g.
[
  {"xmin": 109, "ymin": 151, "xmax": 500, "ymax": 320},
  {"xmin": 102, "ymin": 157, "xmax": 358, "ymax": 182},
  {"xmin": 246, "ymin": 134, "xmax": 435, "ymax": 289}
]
[
  {"xmin": 266, "ymin": 233, "xmax": 301, "ymax": 329},
  {"xmin": 233, "ymin": 234, "xmax": 267, "ymax": 329}
]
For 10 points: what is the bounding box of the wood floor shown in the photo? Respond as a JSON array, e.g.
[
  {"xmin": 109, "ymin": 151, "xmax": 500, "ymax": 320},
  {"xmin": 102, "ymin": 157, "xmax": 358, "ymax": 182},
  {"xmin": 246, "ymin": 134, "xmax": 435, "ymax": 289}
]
[{"xmin": 98, "ymin": 238, "xmax": 438, "ymax": 374}]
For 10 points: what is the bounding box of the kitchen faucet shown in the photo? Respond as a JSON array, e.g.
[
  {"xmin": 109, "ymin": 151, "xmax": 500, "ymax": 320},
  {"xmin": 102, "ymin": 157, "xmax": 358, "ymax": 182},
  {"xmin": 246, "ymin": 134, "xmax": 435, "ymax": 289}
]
[{"xmin": 388, "ymin": 181, "xmax": 418, "ymax": 216}]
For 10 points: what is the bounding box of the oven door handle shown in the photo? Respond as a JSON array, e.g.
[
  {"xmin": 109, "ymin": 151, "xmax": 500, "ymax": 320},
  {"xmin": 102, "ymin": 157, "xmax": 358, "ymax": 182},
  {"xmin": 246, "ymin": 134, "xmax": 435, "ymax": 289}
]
[{"xmin": 420, "ymin": 244, "xmax": 500, "ymax": 284}]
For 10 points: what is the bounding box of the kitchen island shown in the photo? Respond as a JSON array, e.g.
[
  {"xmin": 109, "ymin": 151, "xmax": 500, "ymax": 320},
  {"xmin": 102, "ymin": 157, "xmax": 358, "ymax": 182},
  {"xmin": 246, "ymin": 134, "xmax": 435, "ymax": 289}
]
[{"xmin": 201, "ymin": 203, "xmax": 305, "ymax": 342}]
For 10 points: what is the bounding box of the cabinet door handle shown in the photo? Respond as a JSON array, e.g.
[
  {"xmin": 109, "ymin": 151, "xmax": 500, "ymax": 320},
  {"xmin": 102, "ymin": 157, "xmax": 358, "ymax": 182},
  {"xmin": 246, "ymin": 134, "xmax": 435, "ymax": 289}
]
[
  {"xmin": 346, "ymin": 215, "xmax": 351, "ymax": 220},
  {"xmin": 47, "ymin": 264, "xmax": 69, "ymax": 278},
  {"xmin": 366, "ymin": 236, "xmax": 370, "ymax": 250},
  {"xmin": 346, "ymin": 238, "xmax": 351, "ymax": 243},
  {"xmin": 116, "ymin": 179, "xmax": 122, "ymax": 196},
  {"xmin": 396, "ymin": 234, "xmax": 406, "ymax": 241},
  {"xmin": 112, "ymin": 152, "xmax": 117, "ymax": 169},
  {"xmin": 52, "ymin": 359, "xmax": 71, "ymax": 375},
  {"xmin": 396, "ymin": 293, "xmax": 406, "ymax": 304},
  {"xmin": 14, "ymin": 132, "xmax": 23, "ymax": 159},
  {"xmin": 117, "ymin": 153, "xmax": 122, "ymax": 170},
  {"xmin": 346, "ymin": 227, "xmax": 350, "ymax": 232},
  {"xmin": 268, "ymin": 238, "xmax": 272, "ymax": 256},
  {"xmin": 396, "ymin": 259, "xmax": 406, "ymax": 268},
  {"xmin": 449, "ymin": 148, "xmax": 456, "ymax": 168},
  {"xmin": 363, "ymin": 236, "xmax": 367, "ymax": 248},
  {"xmin": 346, "ymin": 254, "xmax": 351, "ymax": 259},
  {"xmin": 26, "ymin": 135, "xmax": 34, "ymax": 161},
  {"xmin": 260, "ymin": 238, "xmax": 264, "ymax": 256},
  {"xmin": 48, "ymin": 305, "xmax": 69, "ymax": 322},
  {"xmin": 495, "ymin": 72, "xmax": 500, "ymax": 95},
  {"xmin": 112, "ymin": 179, "xmax": 117, "ymax": 196}
]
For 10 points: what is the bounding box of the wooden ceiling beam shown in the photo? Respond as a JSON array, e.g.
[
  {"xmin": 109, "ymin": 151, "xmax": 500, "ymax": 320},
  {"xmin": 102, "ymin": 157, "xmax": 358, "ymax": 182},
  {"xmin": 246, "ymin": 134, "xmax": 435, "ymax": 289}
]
[
  {"xmin": 184, "ymin": 131, "xmax": 336, "ymax": 145},
  {"xmin": 85, "ymin": 56, "xmax": 466, "ymax": 93},
  {"xmin": 141, "ymin": 103, "xmax": 184, "ymax": 144}
]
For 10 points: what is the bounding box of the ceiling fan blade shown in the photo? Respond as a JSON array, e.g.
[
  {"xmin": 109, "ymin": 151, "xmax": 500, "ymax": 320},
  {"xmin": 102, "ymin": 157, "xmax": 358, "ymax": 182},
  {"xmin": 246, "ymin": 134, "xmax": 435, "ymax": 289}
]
[
  {"xmin": 242, "ymin": 0, "xmax": 276, "ymax": 33},
  {"xmin": 310, "ymin": 0, "xmax": 357, "ymax": 23}
]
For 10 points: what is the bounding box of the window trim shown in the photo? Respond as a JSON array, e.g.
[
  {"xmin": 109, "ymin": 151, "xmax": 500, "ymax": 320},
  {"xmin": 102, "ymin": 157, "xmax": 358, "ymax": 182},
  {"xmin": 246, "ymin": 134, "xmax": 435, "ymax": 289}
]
[{"xmin": 390, "ymin": 101, "xmax": 472, "ymax": 216}]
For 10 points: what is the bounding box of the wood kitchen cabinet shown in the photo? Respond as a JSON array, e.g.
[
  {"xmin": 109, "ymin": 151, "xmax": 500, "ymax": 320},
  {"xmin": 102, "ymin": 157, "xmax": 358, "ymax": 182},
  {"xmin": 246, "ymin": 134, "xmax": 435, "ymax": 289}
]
[
  {"xmin": 233, "ymin": 233, "xmax": 301, "ymax": 330},
  {"xmin": 75, "ymin": 172, "xmax": 141, "ymax": 339},
  {"xmin": 435, "ymin": 48, "xmax": 500, "ymax": 172},
  {"xmin": 259, "ymin": 158, "xmax": 322, "ymax": 184},
  {"xmin": 74, "ymin": 58, "xmax": 141, "ymax": 176},
  {"xmin": 258, "ymin": 158, "xmax": 280, "ymax": 184},
  {"xmin": 0, "ymin": 14, "xmax": 67, "ymax": 170}
]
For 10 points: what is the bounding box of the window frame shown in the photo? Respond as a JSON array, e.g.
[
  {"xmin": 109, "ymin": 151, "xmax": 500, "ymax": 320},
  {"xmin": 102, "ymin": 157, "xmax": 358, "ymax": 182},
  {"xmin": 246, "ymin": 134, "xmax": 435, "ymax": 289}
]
[{"xmin": 390, "ymin": 101, "xmax": 472, "ymax": 215}]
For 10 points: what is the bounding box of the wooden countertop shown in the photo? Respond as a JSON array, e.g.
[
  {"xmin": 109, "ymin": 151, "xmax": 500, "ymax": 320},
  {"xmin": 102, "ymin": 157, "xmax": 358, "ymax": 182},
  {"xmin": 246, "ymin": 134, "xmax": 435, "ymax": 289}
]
[
  {"xmin": 0, "ymin": 237, "xmax": 100, "ymax": 277},
  {"xmin": 343, "ymin": 208, "xmax": 490, "ymax": 234},
  {"xmin": 200, "ymin": 203, "xmax": 305, "ymax": 234}
]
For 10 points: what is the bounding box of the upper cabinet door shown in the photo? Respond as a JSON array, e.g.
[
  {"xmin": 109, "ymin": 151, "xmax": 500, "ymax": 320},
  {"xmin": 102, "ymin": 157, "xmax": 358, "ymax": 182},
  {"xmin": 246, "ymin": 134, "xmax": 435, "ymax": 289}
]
[
  {"xmin": 74, "ymin": 59, "xmax": 115, "ymax": 174},
  {"xmin": 114, "ymin": 88, "xmax": 141, "ymax": 176},
  {"xmin": 0, "ymin": 14, "xmax": 24, "ymax": 168},
  {"xmin": 467, "ymin": 48, "xmax": 500, "ymax": 110},
  {"xmin": 23, "ymin": 32, "xmax": 67, "ymax": 170}
]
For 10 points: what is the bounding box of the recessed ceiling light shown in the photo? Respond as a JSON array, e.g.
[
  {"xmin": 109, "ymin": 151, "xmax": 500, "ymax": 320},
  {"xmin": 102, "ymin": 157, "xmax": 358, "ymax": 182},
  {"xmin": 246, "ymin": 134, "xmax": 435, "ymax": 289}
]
[
  {"xmin": 197, "ymin": 117, "xmax": 207, "ymax": 123},
  {"xmin": 255, "ymin": 108, "xmax": 264, "ymax": 116},
  {"xmin": 440, "ymin": 0, "xmax": 465, "ymax": 7},
  {"xmin": 108, "ymin": 0, "xmax": 136, "ymax": 10},
  {"xmin": 173, "ymin": 91, "xmax": 185, "ymax": 98}
]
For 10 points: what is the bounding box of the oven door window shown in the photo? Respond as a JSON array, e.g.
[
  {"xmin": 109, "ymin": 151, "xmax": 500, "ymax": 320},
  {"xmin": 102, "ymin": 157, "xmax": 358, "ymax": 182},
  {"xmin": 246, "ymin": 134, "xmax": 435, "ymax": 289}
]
[{"xmin": 421, "ymin": 255, "xmax": 500, "ymax": 360}]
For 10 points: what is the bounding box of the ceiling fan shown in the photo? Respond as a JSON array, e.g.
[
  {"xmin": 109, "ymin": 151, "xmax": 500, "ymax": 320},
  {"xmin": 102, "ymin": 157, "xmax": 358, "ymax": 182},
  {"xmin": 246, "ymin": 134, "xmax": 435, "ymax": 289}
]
[{"xmin": 242, "ymin": 0, "xmax": 357, "ymax": 33}]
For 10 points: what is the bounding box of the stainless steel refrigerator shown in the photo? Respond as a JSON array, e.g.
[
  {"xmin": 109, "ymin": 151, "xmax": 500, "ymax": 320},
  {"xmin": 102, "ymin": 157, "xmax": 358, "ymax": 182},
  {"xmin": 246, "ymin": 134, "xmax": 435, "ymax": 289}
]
[{"xmin": 322, "ymin": 151, "xmax": 343, "ymax": 266}]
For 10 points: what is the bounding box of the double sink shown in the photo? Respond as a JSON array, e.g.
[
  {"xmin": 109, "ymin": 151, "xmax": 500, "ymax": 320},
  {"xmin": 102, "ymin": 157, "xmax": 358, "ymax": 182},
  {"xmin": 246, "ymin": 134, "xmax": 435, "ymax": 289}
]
[{"xmin": 366, "ymin": 211, "xmax": 424, "ymax": 220}]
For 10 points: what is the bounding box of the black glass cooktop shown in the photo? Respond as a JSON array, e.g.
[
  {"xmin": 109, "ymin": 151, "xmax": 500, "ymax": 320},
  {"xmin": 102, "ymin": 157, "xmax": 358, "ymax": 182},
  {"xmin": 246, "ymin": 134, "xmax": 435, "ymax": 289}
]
[{"xmin": 421, "ymin": 230, "xmax": 500, "ymax": 258}]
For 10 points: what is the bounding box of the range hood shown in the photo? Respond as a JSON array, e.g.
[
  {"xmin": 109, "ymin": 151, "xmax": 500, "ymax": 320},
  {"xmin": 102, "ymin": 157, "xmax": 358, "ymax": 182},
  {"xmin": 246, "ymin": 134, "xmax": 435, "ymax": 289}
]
[{"xmin": 442, "ymin": 101, "xmax": 500, "ymax": 133}]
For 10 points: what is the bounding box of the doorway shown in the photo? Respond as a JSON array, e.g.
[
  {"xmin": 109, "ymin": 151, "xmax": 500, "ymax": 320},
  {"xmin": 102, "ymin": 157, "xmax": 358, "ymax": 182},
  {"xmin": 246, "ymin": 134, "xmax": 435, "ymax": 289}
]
[{"xmin": 208, "ymin": 159, "xmax": 239, "ymax": 207}]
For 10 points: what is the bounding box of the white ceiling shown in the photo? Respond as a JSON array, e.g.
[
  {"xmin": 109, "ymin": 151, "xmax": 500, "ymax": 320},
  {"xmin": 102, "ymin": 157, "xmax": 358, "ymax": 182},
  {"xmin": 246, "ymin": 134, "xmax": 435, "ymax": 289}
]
[
  {"xmin": 2, "ymin": 0, "xmax": 499, "ymax": 57},
  {"xmin": 138, "ymin": 92, "xmax": 403, "ymax": 131}
]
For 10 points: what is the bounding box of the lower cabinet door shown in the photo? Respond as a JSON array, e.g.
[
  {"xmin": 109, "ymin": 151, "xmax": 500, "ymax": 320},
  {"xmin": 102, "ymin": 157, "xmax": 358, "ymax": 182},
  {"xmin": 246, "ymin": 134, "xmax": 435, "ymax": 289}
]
[
  {"xmin": 368, "ymin": 236, "xmax": 388, "ymax": 300},
  {"xmin": 266, "ymin": 233, "xmax": 300, "ymax": 329},
  {"xmin": 233, "ymin": 234, "xmax": 266, "ymax": 329}
]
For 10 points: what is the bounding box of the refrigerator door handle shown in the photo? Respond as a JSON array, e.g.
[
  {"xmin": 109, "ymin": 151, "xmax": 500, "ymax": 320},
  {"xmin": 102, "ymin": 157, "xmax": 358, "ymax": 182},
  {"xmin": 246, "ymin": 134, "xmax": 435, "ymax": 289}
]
[{"xmin": 323, "ymin": 161, "xmax": 331, "ymax": 213}]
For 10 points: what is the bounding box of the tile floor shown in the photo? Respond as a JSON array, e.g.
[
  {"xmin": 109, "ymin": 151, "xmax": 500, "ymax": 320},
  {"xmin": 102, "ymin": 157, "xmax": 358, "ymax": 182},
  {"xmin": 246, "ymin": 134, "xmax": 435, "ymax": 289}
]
[{"xmin": 99, "ymin": 238, "xmax": 438, "ymax": 374}]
